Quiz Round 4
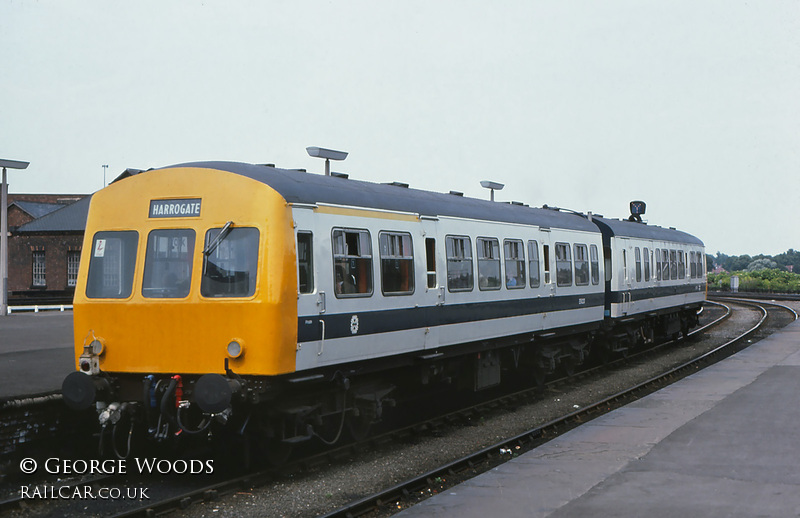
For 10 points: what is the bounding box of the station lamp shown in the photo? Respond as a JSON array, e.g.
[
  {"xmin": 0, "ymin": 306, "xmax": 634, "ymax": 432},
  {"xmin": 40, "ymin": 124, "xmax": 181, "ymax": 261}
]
[
  {"xmin": 1, "ymin": 158, "xmax": 31, "ymax": 316},
  {"xmin": 306, "ymin": 147, "xmax": 348, "ymax": 176}
]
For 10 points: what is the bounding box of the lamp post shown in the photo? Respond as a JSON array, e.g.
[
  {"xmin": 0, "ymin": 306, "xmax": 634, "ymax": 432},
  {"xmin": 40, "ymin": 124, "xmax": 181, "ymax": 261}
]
[
  {"xmin": 306, "ymin": 147, "xmax": 348, "ymax": 176},
  {"xmin": 1, "ymin": 159, "xmax": 30, "ymax": 316}
]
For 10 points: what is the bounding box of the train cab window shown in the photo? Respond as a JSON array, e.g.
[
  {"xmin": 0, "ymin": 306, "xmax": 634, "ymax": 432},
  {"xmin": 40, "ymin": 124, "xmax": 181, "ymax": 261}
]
[
  {"xmin": 297, "ymin": 232, "xmax": 313, "ymax": 294},
  {"xmin": 555, "ymin": 242, "xmax": 572, "ymax": 287},
  {"xmin": 504, "ymin": 239, "xmax": 525, "ymax": 289},
  {"xmin": 635, "ymin": 247, "xmax": 642, "ymax": 283},
  {"xmin": 380, "ymin": 232, "xmax": 414, "ymax": 295},
  {"xmin": 425, "ymin": 238, "xmax": 437, "ymax": 289},
  {"xmin": 574, "ymin": 244, "xmax": 589, "ymax": 286},
  {"xmin": 643, "ymin": 247, "xmax": 651, "ymax": 281},
  {"xmin": 201, "ymin": 227, "xmax": 259, "ymax": 298},
  {"xmin": 446, "ymin": 235, "xmax": 473, "ymax": 292},
  {"xmin": 670, "ymin": 250, "xmax": 678, "ymax": 280},
  {"xmin": 590, "ymin": 244, "xmax": 600, "ymax": 285},
  {"xmin": 528, "ymin": 240, "xmax": 541, "ymax": 288},
  {"xmin": 142, "ymin": 229, "xmax": 196, "ymax": 298},
  {"xmin": 678, "ymin": 251, "xmax": 686, "ymax": 279},
  {"xmin": 662, "ymin": 249, "xmax": 670, "ymax": 281},
  {"xmin": 85, "ymin": 231, "xmax": 139, "ymax": 299},
  {"xmin": 332, "ymin": 228, "xmax": 373, "ymax": 297},
  {"xmin": 477, "ymin": 238, "xmax": 501, "ymax": 290}
]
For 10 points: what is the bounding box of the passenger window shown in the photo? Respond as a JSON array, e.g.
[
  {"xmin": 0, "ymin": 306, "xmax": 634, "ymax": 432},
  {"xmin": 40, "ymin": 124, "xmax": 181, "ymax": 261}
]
[
  {"xmin": 574, "ymin": 244, "xmax": 589, "ymax": 286},
  {"xmin": 142, "ymin": 229, "xmax": 195, "ymax": 298},
  {"xmin": 201, "ymin": 227, "xmax": 259, "ymax": 298},
  {"xmin": 477, "ymin": 237, "xmax": 501, "ymax": 290},
  {"xmin": 332, "ymin": 228, "xmax": 373, "ymax": 297},
  {"xmin": 85, "ymin": 231, "xmax": 138, "ymax": 299},
  {"xmin": 656, "ymin": 248, "xmax": 662, "ymax": 281},
  {"xmin": 528, "ymin": 240, "xmax": 541, "ymax": 288},
  {"xmin": 446, "ymin": 235, "xmax": 473, "ymax": 292},
  {"xmin": 662, "ymin": 249, "xmax": 670, "ymax": 281},
  {"xmin": 297, "ymin": 232, "xmax": 313, "ymax": 294},
  {"xmin": 635, "ymin": 247, "xmax": 642, "ymax": 283},
  {"xmin": 504, "ymin": 239, "xmax": 525, "ymax": 289},
  {"xmin": 425, "ymin": 238, "xmax": 437, "ymax": 289},
  {"xmin": 670, "ymin": 250, "xmax": 678, "ymax": 280},
  {"xmin": 380, "ymin": 232, "xmax": 414, "ymax": 295},
  {"xmin": 555, "ymin": 242, "xmax": 572, "ymax": 287},
  {"xmin": 590, "ymin": 245, "xmax": 600, "ymax": 285},
  {"xmin": 678, "ymin": 251, "xmax": 686, "ymax": 279},
  {"xmin": 643, "ymin": 247, "xmax": 650, "ymax": 282}
]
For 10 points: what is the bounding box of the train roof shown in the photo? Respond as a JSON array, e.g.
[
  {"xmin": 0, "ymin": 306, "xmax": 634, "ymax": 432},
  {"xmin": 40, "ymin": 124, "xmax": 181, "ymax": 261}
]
[
  {"xmin": 154, "ymin": 161, "xmax": 601, "ymax": 233},
  {"xmin": 591, "ymin": 216, "xmax": 704, "ymax": 246}
]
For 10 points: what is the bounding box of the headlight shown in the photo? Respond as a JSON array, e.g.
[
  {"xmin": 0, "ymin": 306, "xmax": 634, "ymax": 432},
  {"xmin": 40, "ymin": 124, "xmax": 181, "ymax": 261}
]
[{"xmin": 226, "ymin": 340, "xmax": 244, "ymax": 359}]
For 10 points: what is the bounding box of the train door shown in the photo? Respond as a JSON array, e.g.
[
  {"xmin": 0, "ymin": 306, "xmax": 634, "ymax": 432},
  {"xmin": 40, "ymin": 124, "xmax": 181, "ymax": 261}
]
[
  {"xmin": 420, "ymin": 217, "xmax": 443, "ymax": 349},
  {"xmin": 539, "ymin": 230, "xmax": 555, "ymax": 298},
  {"xmin": 619, "ymin": 238, "xmax": 632, "ymax": 315},
  {"xmin": 293, "ymin": 207, "xmax": 328, "ymax": 361}
]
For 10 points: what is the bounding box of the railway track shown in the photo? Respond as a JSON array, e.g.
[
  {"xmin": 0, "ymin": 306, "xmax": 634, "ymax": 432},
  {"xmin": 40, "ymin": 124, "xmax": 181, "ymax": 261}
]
[{"xmin": 2, "ymin": 298, "xmax": 795, "ymax": 517}]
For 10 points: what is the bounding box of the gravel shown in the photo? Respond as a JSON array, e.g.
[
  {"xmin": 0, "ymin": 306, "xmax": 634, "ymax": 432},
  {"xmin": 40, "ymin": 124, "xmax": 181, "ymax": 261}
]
[{"xmin": 176, "ymin": 300, "xmax": 798, "ymax": 518}]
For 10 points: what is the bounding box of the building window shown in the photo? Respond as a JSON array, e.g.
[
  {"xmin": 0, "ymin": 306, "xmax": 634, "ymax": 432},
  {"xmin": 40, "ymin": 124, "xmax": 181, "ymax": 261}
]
[
  {"xmin": 477, "ymin": 237, "xmax": 501, "ymax": 290},
  {"xmin": 32, "ymin": 251, "xmax": 46, "ymax": 287},
  {"xmin": 67, "ymin": 251, "xmax": 81, "ymax": 287},
  {"xmin": 332, "ymin": 228, "xmax": 373, "ymax": 297},
  {"xmin": 297, "ymin": 232, "xmax": 313, "ymax": 294},
  {"xmin": 446, "ymin": 235, "xmax": 473, "ymax": 292},
  {"xmin": 504, "ymin": 239, "xmax": 525, "ymax": 289},
  {"xmin": 574, "ymin": 244, "xmax": 589, "ymax": 286},
  {"xmin": 379, "ymin": 232, "xmax": 414, "ymax": 295},
  {"xmin": 528, "ymin": 240, "xmax": 541, "ymax": 288},
  {"xmin": 555, "ymin": 242, "xmax": 572, "ymax": 287}
]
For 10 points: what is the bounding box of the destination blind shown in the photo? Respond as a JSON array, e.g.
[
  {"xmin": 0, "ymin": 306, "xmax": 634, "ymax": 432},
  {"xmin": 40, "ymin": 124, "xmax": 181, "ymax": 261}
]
[{"xmin": 149, "ymin": 198, "xmax": 202, "ymax": 218}]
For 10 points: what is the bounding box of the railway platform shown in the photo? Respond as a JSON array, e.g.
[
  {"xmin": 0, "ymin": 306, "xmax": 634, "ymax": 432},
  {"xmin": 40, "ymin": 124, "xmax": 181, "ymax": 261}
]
[
  {"xmin": 0, "ymin": 311, "xmax": 73, "ymax": 400},
  {"xmin": 398, "ymin": 318, "xmax": 800, "ymax": 518}
]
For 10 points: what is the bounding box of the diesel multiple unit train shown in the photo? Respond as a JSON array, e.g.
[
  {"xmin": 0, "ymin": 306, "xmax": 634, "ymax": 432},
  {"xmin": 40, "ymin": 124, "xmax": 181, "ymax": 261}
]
[{"xmin": 62, "ymin": 161, "xmax": 706, "ymax": 457}]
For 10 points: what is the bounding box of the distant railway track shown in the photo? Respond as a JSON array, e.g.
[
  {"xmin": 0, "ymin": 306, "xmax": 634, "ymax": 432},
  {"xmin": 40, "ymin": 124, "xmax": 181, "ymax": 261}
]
[{"xmin": 2, "ymin": 299, "xmax": 795, "ymax": 518}]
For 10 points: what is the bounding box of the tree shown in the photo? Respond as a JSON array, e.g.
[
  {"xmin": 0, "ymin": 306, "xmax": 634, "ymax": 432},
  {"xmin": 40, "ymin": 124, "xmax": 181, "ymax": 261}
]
[{"xmin": 746, "ymin": 258, "xmax": 778, "ymax": 272}]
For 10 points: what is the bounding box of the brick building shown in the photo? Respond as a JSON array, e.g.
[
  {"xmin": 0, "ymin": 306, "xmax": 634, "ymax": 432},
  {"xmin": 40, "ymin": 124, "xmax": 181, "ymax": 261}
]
[{"xmin": 4, "ymin": 195, "xmax": 90, "ymax": 304}]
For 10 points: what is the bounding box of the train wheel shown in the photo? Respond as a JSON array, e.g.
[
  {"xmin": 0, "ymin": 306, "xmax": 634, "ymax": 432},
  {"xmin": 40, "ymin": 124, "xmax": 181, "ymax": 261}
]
[
  {"xmin": 531, "ymin": 365, "xmax": 546, "ymax": 387},
  {"xmin": 561, "ymin": 358, "xmax": 576, "ymax": 377},
  {"xmin": 346, "ymin": 414, "xmax": 373, "ymax": 442},
  {"xmin": 263, "ymin": 440, "xmax": 293, "ymax": 466}
]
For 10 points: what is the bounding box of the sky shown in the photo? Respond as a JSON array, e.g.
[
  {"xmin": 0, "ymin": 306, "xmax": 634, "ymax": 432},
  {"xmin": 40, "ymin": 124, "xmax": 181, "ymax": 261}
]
[{"xmin": 1, "ymin": 1, "xmax": 798, "ymax": 256}]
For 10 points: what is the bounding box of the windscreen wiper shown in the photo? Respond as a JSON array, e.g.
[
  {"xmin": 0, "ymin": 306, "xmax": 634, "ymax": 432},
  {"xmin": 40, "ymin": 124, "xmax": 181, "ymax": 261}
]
[{"xmin": 203, "ymin": 221, "xmax": 233, "ymax": 256}]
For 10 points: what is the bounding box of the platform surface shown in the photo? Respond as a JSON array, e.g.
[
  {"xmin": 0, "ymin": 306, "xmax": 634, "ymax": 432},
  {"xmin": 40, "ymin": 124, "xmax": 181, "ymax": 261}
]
[
  {"xmin": 0, "ymin": 311, "xmax": 74, "ymax": 399},
  {"xmin": 398, "ymin": 319, "xmax": 800, "ymax": 518}
]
